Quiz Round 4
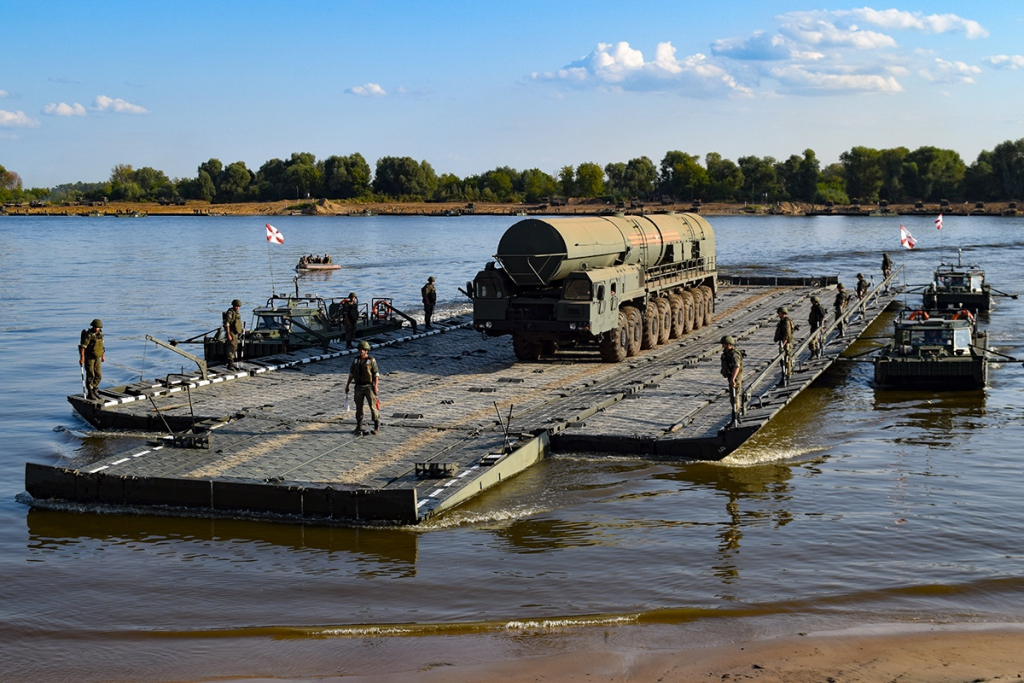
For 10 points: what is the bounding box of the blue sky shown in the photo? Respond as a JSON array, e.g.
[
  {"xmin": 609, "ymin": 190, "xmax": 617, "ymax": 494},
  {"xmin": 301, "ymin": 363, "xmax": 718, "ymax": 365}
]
[{"xmin": 2, "ymin": 0, "xmax": 1022, "ymax": 188}]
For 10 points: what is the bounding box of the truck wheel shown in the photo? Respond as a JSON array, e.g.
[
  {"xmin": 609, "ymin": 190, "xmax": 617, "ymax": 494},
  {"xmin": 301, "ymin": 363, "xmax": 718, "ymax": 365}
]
[
  {"xmin": 512, "ymin": 334, "xmax": 542, "ymax": 361},
  {"xmin": 668, "ymin": 294, "xmax": 685, "ymax": 338},
  {"xmin": 624, "ymin": 306, "xmax": 642, "ymax": 356},
  {"xmin": 599, "ymin": 310, "xmax": 629, "ymax": 362},
  {"xmin": 699, "ymin": 285, "xmax": 714, "ymax": 322},
  {"xmin": 541, "ymin": 340, "xmax": 559, "ymax": 356},
  {"xmin": 642, "ymin": 304, "xmax": 660, "ymax": 349},
  {"xmin": 656, "ymin": 298, "xmax": 672, "ymax": 344},
  {"xmin": 691, "ymin": 288, "xmax": 705, "ymax": 329},
  {"xmin": 680, "ymin": 290, "xmax": 694, "ymax": 334}
]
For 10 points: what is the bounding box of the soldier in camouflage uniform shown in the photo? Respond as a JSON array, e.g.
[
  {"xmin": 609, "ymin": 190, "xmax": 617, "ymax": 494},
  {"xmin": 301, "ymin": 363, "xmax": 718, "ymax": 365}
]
[
  {"xmin": 808, "ymin": 295, "xmax": 828, "ymax": 359},
  {"xmin": 223, "ymin": 299, "xmax": 243, "ymax": 371},
  {"xmin": 720, "ymin": 335, "xmax": 743, "ymax": 425},
  {"xmin": 833, "ymin": 283, "xmax": 849, "ymax": 337},
  {"xmin": 342, "ymin": 292, "xmax": 359, "ymax": 348},
  {"xmin": 79, "ymin": 319, "xmax": 105, "ymax": 401},
  {"xmin": 421, "ymin": 276, "xmax": 437, "ymax": 329},
  {"xmin": 774, "ymin": 306, "xmax": 795, "ymax": 387},
  {"xmin": 346, "ymin": 340, "xmax": 380, "ymax": 434}
]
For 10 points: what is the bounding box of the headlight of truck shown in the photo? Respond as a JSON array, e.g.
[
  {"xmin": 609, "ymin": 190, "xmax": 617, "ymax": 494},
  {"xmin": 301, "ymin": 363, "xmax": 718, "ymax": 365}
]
[
  {"xmin": 485, "ymin": 321, "xmax": 492, "ymax": 329},
  {"xmin": 569, "ymin": 322, "xmax": 577, "ymax": 330}
]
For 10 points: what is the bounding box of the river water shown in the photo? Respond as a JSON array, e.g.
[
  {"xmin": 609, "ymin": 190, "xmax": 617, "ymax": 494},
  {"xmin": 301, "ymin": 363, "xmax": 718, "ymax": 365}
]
[{"xmin": 3, "ymin": 213, "xmax": 1024, "ymax": 681}]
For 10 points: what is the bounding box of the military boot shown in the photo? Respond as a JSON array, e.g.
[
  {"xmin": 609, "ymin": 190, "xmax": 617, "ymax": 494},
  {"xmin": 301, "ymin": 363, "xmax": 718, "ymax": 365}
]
[
  {"xmin": 372, "ymin": 419, "xmax": 380, "ymax": 435},
  {"xmin": 352, "ymin": 421, "xmax": 362, "ymax": 434}
]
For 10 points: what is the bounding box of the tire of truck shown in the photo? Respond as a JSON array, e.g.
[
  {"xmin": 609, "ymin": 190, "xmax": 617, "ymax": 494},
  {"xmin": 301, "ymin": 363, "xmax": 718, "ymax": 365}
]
[
  {"xmin": 512, "ymin": 334, "xmax": 542, "ymax": 361},
  {"xmin": 541, "ymin": 340, "xmax": 559, "ymax": 356},
  {"xmin": 624, "ymin": 306, "xmax": 643, "ymax": 357},
  {"xmin": 668, "ymin": 294, "xmax": 685, "ymax": 339},
  {"xmin": 691, "ymin": 288, "xmax": 705, "ymax": 329},
  {"xmin": 642, "ymin": 303, "xmax": 660, "ymax": 349},
  {"xmin": 656, "ymin": 298, "xmax": 672, "ymax": 345},
  {"xmin": 599, "ymin": 310, "xmax": 629, "ymax": 362},
  {"xmin": 679, "ymin": 290, "xmax": 694, "ymax": 334},
  {"xmin": 699, "ymin": 285, "xmax": 714, "ymax": 322}
]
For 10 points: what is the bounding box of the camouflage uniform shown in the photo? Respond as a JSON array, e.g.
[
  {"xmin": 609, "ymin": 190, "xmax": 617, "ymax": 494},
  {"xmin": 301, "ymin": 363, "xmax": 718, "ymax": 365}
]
[
  {"xmin": 342, "ymin": 293, "xmax": 359, "ymax": 348},
  {"xmin": 774, "ymin": 308, "xmax": 795, "ymax": 385},
  {"xmin": 79, "ymin": 320, "xmax": 105, "ymax": 401},
  {"xmin": 833, "ymin": 285, "xmax": 848, "ymax": 336},
  {"xmin": 347, "ymin": 344, "xmax": 380, "ymax": 433},
  {"xmin": 720, "ymin": 336, "xmax": 743, "ymax": 422},
  {"xmin": 421, "ymin": 277, "xmax": 437, "ymax": 329},
  {"xmin": 224, "ymin": 300, "xmax": 244, "ymax": 370},
  {"xmin": 856, "ymin": 273, "xmax": 869, "ymax": 300},
  {"xmin": 808, "ymin": 297, "xmax": 827, "ymax": 358}
]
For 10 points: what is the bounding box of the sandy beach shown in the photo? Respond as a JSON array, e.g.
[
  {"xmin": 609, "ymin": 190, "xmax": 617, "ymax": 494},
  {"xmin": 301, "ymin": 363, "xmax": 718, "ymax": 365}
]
[{"xmin": 331, "ymin": 625, "xmax": 1024, "ymax": 683}]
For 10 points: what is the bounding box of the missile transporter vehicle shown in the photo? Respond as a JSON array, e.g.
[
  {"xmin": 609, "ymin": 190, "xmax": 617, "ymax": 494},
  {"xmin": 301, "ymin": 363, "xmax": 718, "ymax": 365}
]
[
  {"xmin": 469, "ymin": 213, "xmax": 716, "ymax": 362},
  {"xmin": 873, "ymin": 309, "xmax": 988, "ymax": 389}
]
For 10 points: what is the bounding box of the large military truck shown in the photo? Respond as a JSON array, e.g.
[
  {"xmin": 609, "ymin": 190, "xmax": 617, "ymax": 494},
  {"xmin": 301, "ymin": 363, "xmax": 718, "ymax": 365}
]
[{"xmin": 469, "ymin": 213, "xmax": 717, "ymax": 362}]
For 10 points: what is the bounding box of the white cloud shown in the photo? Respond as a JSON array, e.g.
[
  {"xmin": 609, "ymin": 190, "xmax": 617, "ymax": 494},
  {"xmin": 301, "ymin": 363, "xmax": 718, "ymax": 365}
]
[
  {"xmin": 349, "ymin": 82, "xmax": 387, "ymax": 97},
  {"xmin": 711, "ymin": 31, "xmax": 791, "ymax": 61},
  {"xmin": 778, "ymin": 13, "xmax": 897, "ymax": 50},
  {"xmin": 0, "ymin": 89, "xmax": 8, "ymax": 98},
  {"xmin": 43, "ymin": 102, "xmax": 87, "ymax": 117},
  {"xmin": 770, "ymin": 65, "xmax": 904, "ymax": 93},
  {"xmin": 919, "ymin": 58, "xmax": 981, "ymax": 84},
  {"xmin": 984, "ymin": 55, "xmax": 1024, "ymax": 70},
  {"xmin": 837, "ymin": 8, "xmax": 988, "ymax": 39},
  {"xmin": 534, "ymin": 41, "xmax": 753, "ymax": 97},
  {"xmin": 91, "ymin": 95, "xmax": 148, "ymax": 114},
  {"xmin": 0, "ymin": 109, "xmax": 41, "ymax": 127}
]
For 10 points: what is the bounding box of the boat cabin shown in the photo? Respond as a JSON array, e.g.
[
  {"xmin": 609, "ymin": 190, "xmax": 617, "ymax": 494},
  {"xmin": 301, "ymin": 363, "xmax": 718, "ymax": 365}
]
[{"xmin": 922, "ymin": 250, "xmax": 991, "ymax": 311}]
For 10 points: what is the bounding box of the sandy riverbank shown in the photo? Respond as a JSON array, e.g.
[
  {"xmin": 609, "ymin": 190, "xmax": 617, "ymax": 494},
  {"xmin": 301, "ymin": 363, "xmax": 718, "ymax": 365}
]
[
  {"xmin": 4, "ymin": 198, "xmax": 1019, "ymax": 218},
  {"xmin": 325, "ymin": 624, "xmax": 1024, "ymax": 683}
]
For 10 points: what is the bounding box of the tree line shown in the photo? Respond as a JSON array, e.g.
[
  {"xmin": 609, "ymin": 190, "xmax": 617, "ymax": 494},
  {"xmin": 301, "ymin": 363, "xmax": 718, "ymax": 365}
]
[{"xmin": 4, "ymin": 138, "xmax": 1024, "ymax": 207}]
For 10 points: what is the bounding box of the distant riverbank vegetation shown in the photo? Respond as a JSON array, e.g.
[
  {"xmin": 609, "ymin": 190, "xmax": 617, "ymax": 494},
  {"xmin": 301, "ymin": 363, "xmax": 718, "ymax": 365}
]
[{"xmin": 4, "ymin": 139, "xmax": 1024, "ymax": 208}]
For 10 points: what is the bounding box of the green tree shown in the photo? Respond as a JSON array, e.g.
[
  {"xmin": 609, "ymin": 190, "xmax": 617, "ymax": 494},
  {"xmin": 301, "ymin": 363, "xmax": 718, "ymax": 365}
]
[
  {"xmin": 964, "ymin": 150, "xmax": 999, "ymax": 201},
  {"xmin": 904, "ymin": 146, "xmax": 966, "ymax": 202},
  {"xmin": 989, "ymin": 138, "xmax": 1024, "ymax": 200},
  {"xmin": 839, "ymin": 146, "xmax": 883, "ymax": 201},
  {"xmin": 217, "ymin": 161, "xmax": 253, "ymax": 202},
  {"xmin": 321, "ymin": 153, "xmax": 371, "ymax": 199},
  {"xmin": 737, "ymin": 155, "xmax": 780, "ymax": 202},
  {"xmin": 575, "ymin": 162, "xmax": 605, "ymax": 198},
  {"xmin": 705, "ymin": 153, "xmax": 743, "ymax": 200},
  {"xmin": 878, "ymin": 147, "xmax": 909, "ymax": 202},
  {"xmin": 373, "ymin": 156, "xmax": 438, "ymax": 198},
  {"xmin": 521, "ymin": 168, "xmax": 556, "ymax": 203},
  {"xmin": 660, "ymin": 151, "xmax": 709, "ymax": 200},
  {"xmin": 557, "ymin": 165, "xmax": 575, "ymax": 198},
  {"xmin": 817, "ymin": 163, "xmax": 849, "ymax": 204}
]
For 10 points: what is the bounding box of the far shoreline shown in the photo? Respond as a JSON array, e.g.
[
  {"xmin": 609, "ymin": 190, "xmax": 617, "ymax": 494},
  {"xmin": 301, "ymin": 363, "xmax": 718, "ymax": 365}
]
[{"xmin": 2, "ymin": 197, "xmax": 1019, "ymax": 219}]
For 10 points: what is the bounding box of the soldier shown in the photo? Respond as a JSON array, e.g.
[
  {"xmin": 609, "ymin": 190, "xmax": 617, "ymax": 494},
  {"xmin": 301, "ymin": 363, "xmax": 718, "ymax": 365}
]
[
  {"xmin": 345, "ymin": 340, "xmax": 380, "ymax": 434},
  {"xmin": 856, "ymin": 272, "xmax": 869, "ymax": 300},
  {"xmin": 808, "ymin": 295, "xmax": 828, "ymax": 359},
  {"xmin": 720, "ymin": 335, "xmax": 743, "ymax": 426},
  {"xmin": 881, "ymin": 253, "xmax": 893, "ymax": 292},
  {"xmin": 774, "ymin": 306, "xmax": 795, "ymax": 387},
  {"xmin": 833, "ymin": 283, "xmax": 849, "ymax": 337},
  {"xmin": 342, "ymin": 292, "xmax": 359, "ymax": 348},
  {"xmin": 223, "ymin": 299, "xmax": 244, "ymax": 371},
  {"xmin": 79, "ymin": 319, "xmax": 105, "ymax": 401},
  {"xmin": 421, "ymin": 276, "xmax": 437, "ymax": 329}
]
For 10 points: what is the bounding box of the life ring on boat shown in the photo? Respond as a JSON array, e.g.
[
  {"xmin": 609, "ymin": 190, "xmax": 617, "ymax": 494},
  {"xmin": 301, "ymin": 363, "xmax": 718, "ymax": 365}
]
[
  {"xmin": 372, "ymin": 301, "xmax": 390, "ymax": 320},
  {"xmin": 952, "ymin": 309, "xmax": 974, "ymax": 322},
  {"xmin": 907, "ymin": 310, "xmax": 930, "ymax": 321}
]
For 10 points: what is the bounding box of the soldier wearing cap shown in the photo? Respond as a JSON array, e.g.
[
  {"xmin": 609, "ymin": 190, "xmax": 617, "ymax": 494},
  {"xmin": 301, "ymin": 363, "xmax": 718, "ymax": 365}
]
[
  {"xmin": 223, "ymin": 299, "xmax": 244, "ymax": 371},
  {"xmin": 346, "ymin": 340, "xmax": 380, "ymax": 434},
  {"xmin": 342, "ymin": 292, "xmax": 359, "ymax": 348},
  {"xmin": 79, "ymin": 319, "xmax": 105, "ymax": 401},
  {"xmin": 720, "ymin": 335, "xmax": 743, "ymax": 425},
  {"xmin": 833, "ymin": 283, "xmax": 849, "ymax": 337},
  {"xmin": 421, "ymin": 276, "xmax": 437, "ymax": 329},
  {"xmin": 881, "ymin": 252, "xmax": 893, "ymax": 285},
  {"xmin": 774, "ymin": 306, "xmax": 795, "ymax": 386},
  {"xmin": 856, "ymin": 272, "xmax": 869, "ymax": 300},
  {"xmin": 808, "ymin": 295, "xmax": 828, "ymax": 359}
]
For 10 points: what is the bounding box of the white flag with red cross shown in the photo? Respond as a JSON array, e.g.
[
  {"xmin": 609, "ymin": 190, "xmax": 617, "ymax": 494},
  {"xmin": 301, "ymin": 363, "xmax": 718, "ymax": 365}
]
[
  {"xmin": 935, "ymin": 214, "xmax": 943, "ymax": 230},
  {"xmin": 266, "ymin": 223, "xmax": 284, "ymax": 244},
  {"xmin": 900, "ymin": 224, "xmax": 917, "ymax": 249}
]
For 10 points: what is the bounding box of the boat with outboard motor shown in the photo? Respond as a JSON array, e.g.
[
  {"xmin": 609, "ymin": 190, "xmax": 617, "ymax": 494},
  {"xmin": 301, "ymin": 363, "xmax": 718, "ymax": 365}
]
[
  {"xmin": 922, "ymin": 250, "xmax": 992, "ymax": 312},
  {"xmin": 873, "ymin": 308, "xmax": 988, "ymax": 389}
]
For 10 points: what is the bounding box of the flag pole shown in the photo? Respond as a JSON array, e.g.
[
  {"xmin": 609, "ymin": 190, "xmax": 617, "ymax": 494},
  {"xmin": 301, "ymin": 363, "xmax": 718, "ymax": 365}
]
[{"xmin": 267, "ymin": 238, "xmax": 276, "ymax": 295}]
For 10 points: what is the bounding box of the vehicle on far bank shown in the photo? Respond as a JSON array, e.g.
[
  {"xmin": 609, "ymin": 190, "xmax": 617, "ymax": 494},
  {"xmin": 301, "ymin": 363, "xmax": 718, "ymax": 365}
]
[{"xmin": 468, "ymin": 213, "xmax": 717, "ymax": 362}]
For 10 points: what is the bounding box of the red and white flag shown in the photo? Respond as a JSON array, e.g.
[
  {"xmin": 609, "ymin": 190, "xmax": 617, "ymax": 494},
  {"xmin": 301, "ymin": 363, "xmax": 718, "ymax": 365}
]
[
  {"xmin": 935, "ymin": 214, "xmax": 943, "ymax": 230},
  {"xmin": 900, "ymin": 224, "xmax": 917, "ymax": 249},
  {"xmin": 265, "ymin": 223, "xmax": 284, "ymax": 244}
]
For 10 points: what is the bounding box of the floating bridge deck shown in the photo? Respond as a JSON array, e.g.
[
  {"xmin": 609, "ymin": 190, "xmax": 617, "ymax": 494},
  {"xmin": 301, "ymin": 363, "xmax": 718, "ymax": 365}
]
[{"xmin": 26, "ymin": 274, "xmax": 901, "ymax": 524}]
